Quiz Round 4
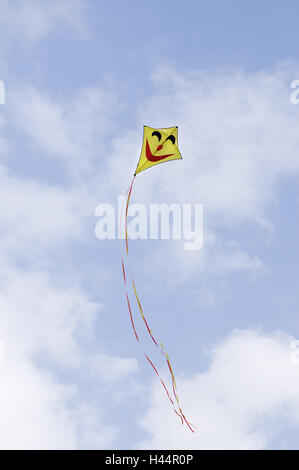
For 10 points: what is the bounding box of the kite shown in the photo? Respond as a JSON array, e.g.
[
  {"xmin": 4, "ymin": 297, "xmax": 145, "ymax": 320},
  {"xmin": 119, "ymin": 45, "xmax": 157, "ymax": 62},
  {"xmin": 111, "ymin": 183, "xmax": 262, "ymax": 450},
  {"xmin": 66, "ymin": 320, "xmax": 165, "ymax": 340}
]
[{"xmin": 120, "ymin": 126, "xmax": 195, "ymax": 432}]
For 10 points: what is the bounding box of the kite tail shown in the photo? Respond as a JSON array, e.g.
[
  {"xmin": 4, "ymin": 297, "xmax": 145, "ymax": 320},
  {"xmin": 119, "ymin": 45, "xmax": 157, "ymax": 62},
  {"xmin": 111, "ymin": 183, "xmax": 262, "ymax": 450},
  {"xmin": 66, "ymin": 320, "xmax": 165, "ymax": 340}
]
[
  {"xmin": 119, "ymin": 184, "xmax": 130, "ymax": 239},
  {"xmin": 120, "ymin": 175, "xmax": 195, "ymax": 431},
  {"xmin": 120, "ymin": 178, "xmax": 139, "ymax": 342},
  {"xmin": 122, "ymin": 256, "xmax": 182, "ymax": 419},
  {"xmin": 132, "ymin": 276, "xmax": 196, "ymax": 433},
  {"xmin": 144, "ymin": 353, "xmax": 183, "ymax": 425},
  {"xmin": 125, "ymin": 175, "xmax": 135, "ymax": 255}
]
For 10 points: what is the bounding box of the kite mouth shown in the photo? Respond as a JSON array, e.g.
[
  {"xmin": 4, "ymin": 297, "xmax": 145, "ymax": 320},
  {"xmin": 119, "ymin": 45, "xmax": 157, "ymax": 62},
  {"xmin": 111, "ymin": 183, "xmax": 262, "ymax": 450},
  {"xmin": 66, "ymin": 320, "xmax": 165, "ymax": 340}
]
[{"xmin": 146, "ymin": 139, "xmax": 174, "ymax": 162}]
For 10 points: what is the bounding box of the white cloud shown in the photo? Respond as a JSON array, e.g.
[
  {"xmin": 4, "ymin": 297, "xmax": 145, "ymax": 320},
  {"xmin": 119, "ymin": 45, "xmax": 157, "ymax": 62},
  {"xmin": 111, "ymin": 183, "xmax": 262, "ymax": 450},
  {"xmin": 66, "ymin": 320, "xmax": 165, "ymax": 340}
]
[
  {"xmin": 141, "ymin": 64, "xmax": 299, "ymax": 219},
  {"xmin": 0, "ymin": 80, "xmax": 135, "ymax": 448},
  {"xmin": 0, "ymin": 166, "xmax": 86, "ymax": 255},
  {"xmin": 107, "ymin": 63, "xmax": 299, "ymax": 277},
  {"xmin": 0, "ymin": 356, "xmax": 116, "ymax": 450},
  {"xmin": 0, "ymin": 262, "xmax": 96, "ymax": 366},
  {"xmin": 140, "ymin": 233, "xmax": 265, "ymax": 289},
  {"xmin": 0, "ymin": 0, "xmax": 89, "ymax": 44},
  {"xmin": 0, "ymin": 358, "xmax": 76, "ymax": 450},
  {"xmin": 91, "ymin": 353, "xmax": 138, "ymax": 383},
  {"xmin": 138, "ymin": 329, "xmax": 299, "ymax": 450},
  {"xmin": 10, "ymin": 86, "xmax": 118, "ymax": 177},
  {"xmin": 0, "ymin": 112, "xmax": 10, "ymax": 155},
  {"xmin": 0, "ymin": 258, "xmax": 138, "ymax": 448},
  {"xmin": 0, "ymin": 259, "xmax": 108, "ymax": 449}
]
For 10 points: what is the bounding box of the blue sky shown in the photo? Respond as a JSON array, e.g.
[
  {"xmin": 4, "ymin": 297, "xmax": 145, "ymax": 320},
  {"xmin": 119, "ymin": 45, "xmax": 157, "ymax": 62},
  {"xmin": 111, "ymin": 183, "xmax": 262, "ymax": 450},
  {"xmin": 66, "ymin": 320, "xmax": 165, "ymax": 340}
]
[{"xmin": 0, "ymin": 0, "xmax": 299, "ymax": 449}]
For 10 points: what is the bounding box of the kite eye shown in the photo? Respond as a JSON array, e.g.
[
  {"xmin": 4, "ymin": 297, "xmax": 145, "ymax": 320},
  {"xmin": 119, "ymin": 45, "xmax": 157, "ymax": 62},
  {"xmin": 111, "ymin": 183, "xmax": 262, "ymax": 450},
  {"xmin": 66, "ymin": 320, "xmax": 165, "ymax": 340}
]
[
  {"xmin": 152, "ymin": 130, "xmax": 162, "ymax": 141},
  {"xmin": 166, "ymin": 135, "xmax": 175, "ymax": 145}
]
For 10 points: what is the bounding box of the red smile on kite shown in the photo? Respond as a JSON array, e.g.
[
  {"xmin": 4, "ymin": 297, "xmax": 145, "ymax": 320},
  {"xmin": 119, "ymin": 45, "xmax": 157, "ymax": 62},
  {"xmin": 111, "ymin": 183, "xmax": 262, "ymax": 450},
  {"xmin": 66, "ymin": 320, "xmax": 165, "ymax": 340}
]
[{"xmin": 145, "ymin": 139, "xmax": 174, "ymax": 162}]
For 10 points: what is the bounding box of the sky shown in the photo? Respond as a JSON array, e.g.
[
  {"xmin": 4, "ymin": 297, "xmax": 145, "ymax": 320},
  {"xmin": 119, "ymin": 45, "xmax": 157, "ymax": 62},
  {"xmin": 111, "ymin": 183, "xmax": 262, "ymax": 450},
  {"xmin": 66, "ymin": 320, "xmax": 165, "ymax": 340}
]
[{"xmin": 0, "ymin": 0, "xmax": 299, "ymax": 450}]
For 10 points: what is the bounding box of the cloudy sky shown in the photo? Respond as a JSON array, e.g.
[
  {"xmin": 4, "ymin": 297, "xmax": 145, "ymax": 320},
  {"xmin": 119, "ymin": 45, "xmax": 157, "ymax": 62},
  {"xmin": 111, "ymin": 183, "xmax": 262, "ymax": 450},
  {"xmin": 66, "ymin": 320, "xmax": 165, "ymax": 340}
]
[{"xmin": 0, "ymin": 0, "xmax": 299, "ymax": 450}]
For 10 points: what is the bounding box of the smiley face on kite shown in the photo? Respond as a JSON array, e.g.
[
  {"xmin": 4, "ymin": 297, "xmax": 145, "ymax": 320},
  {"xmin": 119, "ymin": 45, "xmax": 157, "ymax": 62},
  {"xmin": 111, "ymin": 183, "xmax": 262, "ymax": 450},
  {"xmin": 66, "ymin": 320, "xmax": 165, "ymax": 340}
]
[{"xmin": 135, "ymin": 126, "xmax": 182, "ymax": 175}]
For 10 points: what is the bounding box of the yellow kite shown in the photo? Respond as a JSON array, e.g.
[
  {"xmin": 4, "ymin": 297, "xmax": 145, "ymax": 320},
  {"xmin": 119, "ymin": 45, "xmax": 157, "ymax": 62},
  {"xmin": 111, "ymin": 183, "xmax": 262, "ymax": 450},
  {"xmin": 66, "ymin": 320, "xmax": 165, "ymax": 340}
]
[
  {"xmin": 135, "ymin": 126, "xmax": 182, "ymax": 175},
  {"xmin": 120, "ymin": 126, "xmax": 195, "ymax": 432}
]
